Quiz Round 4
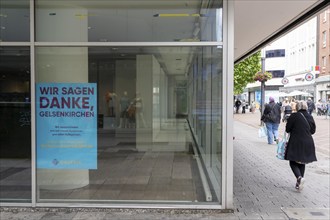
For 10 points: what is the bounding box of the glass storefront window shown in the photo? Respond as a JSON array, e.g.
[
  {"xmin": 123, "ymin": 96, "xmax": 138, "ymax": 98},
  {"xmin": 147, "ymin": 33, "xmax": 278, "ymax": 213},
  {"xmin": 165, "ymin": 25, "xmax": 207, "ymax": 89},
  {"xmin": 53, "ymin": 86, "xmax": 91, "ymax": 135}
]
[
  {"xmin": 0, "ymin": 46, "xmax": 31, "ymax": 202},
  {"xmin": 35, "ymin": 46, "xmax": 222, "ymax": 204},
  {"xmin": 0, "ymin": 0, "xmax": 30, "ymax": 42},
  {"xmin": 35, "ymin": 0, "xmax": 223, "ymax": 42},
  {"xmin": 1, "ymin": 0, "xmax": 225, "ymax": 207}
]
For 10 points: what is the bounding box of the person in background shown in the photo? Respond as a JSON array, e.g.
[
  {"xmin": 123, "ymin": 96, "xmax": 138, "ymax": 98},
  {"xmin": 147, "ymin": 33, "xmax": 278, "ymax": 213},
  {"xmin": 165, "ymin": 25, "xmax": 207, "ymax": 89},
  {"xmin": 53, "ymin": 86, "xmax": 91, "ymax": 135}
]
[
  {"xmin": 316, "ymin": 99, "xmax": 326, "ymax": 116},
  {"xmin": 242, "ymin": 99, "xmax": 246, "ymax": 114},
  {"xmin": 326, "ymin": 98, "xmax": 330, "ymax": 119},
  {"xmin": 281, "ymin": 98, "xmax": 290, "ymax": 121},
  {"xmin": 282, "ymin": 98, "xmax": 290, "ymax": 110},
  {"xmin": 250, "ymin": 101, "xmax": 256, "ymax": 113},
  {"xmin": 290, "ymin": 98, "xmax": 297, "ymax": 113},
  {"xmin": 306, "ymin": 97, "xmax": 315, "ymax": 115},
  {"xmin": 261, "ymin": 97, "xmax": 282, "ymax": 144},
  {"xmin": 285, "ymin": 100, "xmax": 317, "ymax": 191},
  {"xmin": 235, "ymin": 99, "xmax": 241, "ymax": 114}
]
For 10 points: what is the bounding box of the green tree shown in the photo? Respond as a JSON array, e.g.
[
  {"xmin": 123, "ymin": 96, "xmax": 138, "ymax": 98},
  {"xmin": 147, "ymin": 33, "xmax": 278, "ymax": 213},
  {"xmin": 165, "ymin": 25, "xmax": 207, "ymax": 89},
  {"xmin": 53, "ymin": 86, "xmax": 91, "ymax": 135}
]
[{"xmin": 234, "ymin": 51, "xmax": 261, "ymax": 95}]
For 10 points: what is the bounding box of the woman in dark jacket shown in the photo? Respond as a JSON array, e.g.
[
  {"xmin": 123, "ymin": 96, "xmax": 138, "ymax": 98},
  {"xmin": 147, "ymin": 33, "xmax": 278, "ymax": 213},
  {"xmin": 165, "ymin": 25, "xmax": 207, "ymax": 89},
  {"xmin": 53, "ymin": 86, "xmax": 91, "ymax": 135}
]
[{"xmin": 285, "ymin": 100, "xmax": 317, "ymax": 191}]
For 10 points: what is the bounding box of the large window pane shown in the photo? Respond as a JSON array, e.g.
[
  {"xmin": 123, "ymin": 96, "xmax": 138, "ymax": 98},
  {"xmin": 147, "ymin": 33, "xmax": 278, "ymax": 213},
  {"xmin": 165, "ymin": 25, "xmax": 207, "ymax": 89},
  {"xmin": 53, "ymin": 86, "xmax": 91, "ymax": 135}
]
[
  {"xmin": 0, "ymin": 0, "xmax": 30, "ymax": 42},
  {"xmin": 35, "ymin": 0, "xmax": 223, "ymax": 42},
  {"xmin": 35, "ymin": 46, "xmax": 222, "ymax": 204},
  {"xmin": 0, "ymin": 46, "xmax": 31, "ymax": 202}
]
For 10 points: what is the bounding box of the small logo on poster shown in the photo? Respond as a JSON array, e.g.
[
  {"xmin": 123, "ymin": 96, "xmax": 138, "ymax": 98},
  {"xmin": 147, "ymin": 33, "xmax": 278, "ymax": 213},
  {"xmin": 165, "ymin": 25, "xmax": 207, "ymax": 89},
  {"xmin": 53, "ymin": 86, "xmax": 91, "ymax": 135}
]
[{"xmin": 52, "ymin": 159, "xmax": 59, "ymax": 165}]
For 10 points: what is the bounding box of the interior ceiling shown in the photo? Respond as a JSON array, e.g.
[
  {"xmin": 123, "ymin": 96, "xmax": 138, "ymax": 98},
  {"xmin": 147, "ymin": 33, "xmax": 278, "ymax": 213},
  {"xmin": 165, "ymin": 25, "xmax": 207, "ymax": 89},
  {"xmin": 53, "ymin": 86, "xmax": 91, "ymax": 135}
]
[
  {"xmin": 1, "ymin": 0, "xmax": 327, "ymax": 77},
  {"xmin": 33, "ymin": 0, "xmax": 327, "ymax": 63}
]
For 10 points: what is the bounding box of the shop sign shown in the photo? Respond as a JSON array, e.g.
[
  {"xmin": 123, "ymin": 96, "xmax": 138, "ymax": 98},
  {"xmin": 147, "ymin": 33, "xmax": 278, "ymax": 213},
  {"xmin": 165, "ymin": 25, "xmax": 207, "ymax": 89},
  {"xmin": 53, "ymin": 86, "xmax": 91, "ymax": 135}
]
[
  {"xmin": 36, "ymin": 83, "xmax": 97, "ymax": 169},
  {"xmin": 305, "ymin": 73, "xmax": 314, "ymax": 81},
  {"xmin": 281, "ymin": 77, "xmax": 289, "ymax": 85}
]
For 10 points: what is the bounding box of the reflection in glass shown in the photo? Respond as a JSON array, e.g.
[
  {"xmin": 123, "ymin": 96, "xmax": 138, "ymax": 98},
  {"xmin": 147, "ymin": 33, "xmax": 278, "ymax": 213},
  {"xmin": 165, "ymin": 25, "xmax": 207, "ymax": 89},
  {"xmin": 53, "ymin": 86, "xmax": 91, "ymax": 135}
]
[
  {"xmin": 0, "ymin": 47, "xmax": 31, "ymax": 202},
  {"xmin": 0, "ymin": 0, "xmax": 30, "ymax": 42},
  {"xmin": 36, "ymin": 46, "xmax": 222, "ymax": 204},
  {"xmin": 36, "ymin": 47, "xmax": 222, "ymax": 203},
  {"xmin": 35, "ymin": 0, "xmax": 223, "ymax": 42}
]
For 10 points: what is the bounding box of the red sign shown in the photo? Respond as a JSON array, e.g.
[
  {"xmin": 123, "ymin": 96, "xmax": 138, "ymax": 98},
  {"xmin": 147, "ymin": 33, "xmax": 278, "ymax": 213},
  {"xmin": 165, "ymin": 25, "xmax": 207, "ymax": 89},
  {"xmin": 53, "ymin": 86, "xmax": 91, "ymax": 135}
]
[
  {"xmin": 305, "ymin": 73, "xmax": 314, "ymax": 81},
  {"xmin": 282, "ymin": 77, "xmax": 289, "ymax": 84}
]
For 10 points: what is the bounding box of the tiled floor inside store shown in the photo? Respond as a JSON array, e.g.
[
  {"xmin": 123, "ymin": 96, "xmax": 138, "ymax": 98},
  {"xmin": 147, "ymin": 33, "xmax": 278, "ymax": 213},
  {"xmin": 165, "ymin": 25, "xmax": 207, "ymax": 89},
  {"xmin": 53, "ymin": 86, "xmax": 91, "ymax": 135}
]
[
  {"xmin": 43, "ymin": 150, "xmax": 204, "ymax": 202},
  {"xmin": 1, "ymin": 120, "xmax": 209, "ymax": 203}
]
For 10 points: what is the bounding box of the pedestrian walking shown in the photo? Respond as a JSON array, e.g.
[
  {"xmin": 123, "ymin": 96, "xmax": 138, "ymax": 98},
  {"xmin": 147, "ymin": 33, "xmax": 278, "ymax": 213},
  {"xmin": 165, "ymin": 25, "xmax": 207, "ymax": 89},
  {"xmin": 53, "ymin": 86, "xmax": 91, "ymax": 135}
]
[
  {"xmin": 242, "ymin": 99, "xmax": 246, "ymax": 113},
  {"xmin": 261, "ymin": 96, "xmax": 281, "ymax": 144},
  {"xmin": 285, "ymin": 100, "xmax": 317, "ymax": 191},
  {"xmin": 316, "ymin": 99, "xmax": 326, "ymax": 116},
  {"xmin": 235, "ymin": 99, "xmax": 241, "ymax": 114},
  {"xmin": 306, "ymin": 97, "xmax": 316, "ymax": 115},
  {"xmin": 326, "ymin": 98, "xmax": 330, "ymax": 119},
  {"xmin": 290, "ymin": 98, "xmax": 297, "ymax": 113},
  {"xmin": 281, "ymin": 98, "xmax": 291, "ymax": 122},
  {"xmin": 250, "ymin": 101, "xmax": 256, "ymax": 113}
]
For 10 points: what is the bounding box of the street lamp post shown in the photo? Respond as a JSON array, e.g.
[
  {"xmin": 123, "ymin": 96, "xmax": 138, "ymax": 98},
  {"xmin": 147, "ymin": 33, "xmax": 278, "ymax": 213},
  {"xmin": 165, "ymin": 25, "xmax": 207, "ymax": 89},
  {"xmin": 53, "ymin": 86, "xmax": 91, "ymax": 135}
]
[{"xmin": 260, "ymin": 50, "xmax": 266, "ymax": 125}]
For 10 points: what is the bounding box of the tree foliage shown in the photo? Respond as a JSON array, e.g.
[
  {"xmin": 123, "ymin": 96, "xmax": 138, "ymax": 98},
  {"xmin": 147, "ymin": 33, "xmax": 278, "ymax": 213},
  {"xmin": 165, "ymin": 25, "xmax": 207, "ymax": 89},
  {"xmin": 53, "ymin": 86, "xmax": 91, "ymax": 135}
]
[{"xmin": 234, "ymin": 51, "xmax": 261, "ymax": 95}]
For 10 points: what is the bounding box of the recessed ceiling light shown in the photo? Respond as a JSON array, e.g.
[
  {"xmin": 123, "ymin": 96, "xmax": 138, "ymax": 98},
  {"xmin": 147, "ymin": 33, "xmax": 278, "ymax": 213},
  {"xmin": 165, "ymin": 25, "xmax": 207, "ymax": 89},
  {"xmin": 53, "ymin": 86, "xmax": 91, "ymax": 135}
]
[{"xmin": 153, "ymin": 13, "xmax": 201, "ymax": 17}]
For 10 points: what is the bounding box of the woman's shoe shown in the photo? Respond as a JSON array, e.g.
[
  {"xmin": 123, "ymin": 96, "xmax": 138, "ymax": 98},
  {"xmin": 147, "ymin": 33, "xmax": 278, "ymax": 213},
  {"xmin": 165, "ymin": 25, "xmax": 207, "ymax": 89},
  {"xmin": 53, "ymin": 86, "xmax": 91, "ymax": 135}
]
[
  {"xmin": 296, "ymin": 176, "xmax": 305, "ymax": 191},
  {"xmin": 299, "ymin": 177, "xmax": 305, "ymax": 191}
]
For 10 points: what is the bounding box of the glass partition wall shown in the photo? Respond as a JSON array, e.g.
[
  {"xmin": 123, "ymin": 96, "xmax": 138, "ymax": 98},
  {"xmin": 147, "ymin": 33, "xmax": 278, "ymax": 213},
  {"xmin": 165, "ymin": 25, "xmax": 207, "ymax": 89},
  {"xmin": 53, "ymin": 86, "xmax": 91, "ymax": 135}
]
[
  {"xmin": 0, "ymin": 47, "xmax": 31, "ymax": 203},
  {"xmin": 0, "ymin": 0, "xmax": 227, "ymax": 208},
  {"xmin": 35, "ymin": 46, "xmax": 222, "ymax": 204}
]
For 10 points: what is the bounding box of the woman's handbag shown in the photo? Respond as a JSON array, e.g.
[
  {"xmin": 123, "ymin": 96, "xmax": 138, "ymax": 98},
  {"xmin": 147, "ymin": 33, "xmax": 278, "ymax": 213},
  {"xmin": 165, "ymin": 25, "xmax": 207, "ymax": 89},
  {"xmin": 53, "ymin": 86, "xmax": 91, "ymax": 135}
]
[
  {"xmin": 258, "ymin": 125, "xmax": 267, "ymax": 138},
  {"xmin": 276, "ymin": 132, "xmax": 289, "ymax": 160}
]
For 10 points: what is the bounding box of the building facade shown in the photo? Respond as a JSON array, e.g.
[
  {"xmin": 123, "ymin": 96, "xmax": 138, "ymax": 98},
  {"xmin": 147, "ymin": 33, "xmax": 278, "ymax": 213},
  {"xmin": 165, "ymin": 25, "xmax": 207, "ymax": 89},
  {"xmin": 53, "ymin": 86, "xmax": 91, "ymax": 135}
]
[
  {"xmin": 0, "ymin": 0, "xmax": 234, "ymax": 209},
  {"xmin": 245, "ymin": 42, "xmax": 286, "ymax": 105},
  {"xmin": 1, "ymin": 0, "xmax": 327, "ymax": 211},
  {"xmin": 279, "ymin": 17, "xmax": 318, "ymax": 97},
  {"xmin": 247, "ymin": 13, "xmax": 329, "ymax": 104},
  {"xmin": 316, "ymin": 6, "xmax": 330, "ymax": 102}
]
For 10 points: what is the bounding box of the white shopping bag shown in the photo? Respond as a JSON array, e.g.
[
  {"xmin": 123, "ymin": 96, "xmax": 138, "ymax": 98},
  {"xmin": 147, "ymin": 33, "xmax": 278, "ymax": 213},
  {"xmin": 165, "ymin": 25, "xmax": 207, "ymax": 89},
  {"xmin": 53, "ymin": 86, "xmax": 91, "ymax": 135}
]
[{"xmin": 258, "ymin": 126, "xmax": 267, "ymax": 138}]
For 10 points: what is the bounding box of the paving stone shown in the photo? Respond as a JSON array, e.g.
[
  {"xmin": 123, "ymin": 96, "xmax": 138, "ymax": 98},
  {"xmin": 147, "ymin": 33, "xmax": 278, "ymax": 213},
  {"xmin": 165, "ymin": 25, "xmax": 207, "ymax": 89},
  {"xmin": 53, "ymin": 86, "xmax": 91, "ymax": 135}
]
[
  {"xmin": 0, "ymin": 211, "xmax": 46, "ymax": 220},
  {"xmin": 40, "ymin": 211, "xmax": 77, "ymax": 220},
  {"xmin": 282, "ymin": 208, "xmax": 330, "ymax": 220},
  {"xmin": 72, "ymin": 212, "xmax": 107, "ymax": 220}
]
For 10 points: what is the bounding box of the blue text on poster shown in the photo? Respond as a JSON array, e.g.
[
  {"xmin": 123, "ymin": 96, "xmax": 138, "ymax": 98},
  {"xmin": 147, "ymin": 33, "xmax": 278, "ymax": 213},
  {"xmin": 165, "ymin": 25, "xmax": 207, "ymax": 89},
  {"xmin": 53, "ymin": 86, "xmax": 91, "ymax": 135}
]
[{"xmin": 36, "ymin": 83, "xmax": 97, "ymax": 169}]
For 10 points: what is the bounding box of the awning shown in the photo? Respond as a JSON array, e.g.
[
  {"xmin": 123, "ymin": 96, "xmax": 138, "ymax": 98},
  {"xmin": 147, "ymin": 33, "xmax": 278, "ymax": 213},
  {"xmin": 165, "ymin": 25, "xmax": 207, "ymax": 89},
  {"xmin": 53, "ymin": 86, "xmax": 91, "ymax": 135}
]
[
  {"xmin": 234, "ymin": 0, "xmax": 328, "ymax": 63},
  {"xmin": 287, "ymin": 90, "xmax": 313, "ymax": 97}
]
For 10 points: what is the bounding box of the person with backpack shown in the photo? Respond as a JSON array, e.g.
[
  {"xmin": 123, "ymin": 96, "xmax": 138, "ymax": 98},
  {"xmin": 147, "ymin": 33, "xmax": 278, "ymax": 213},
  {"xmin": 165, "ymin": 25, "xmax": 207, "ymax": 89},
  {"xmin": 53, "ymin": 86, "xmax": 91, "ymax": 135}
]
[
  {"xmin": 306, "ymin": 97, "xmax": 316, "ymax": 115},
  {"xmin": 261, "ymin": 96, "xmax": 282, "ymax": 144}
]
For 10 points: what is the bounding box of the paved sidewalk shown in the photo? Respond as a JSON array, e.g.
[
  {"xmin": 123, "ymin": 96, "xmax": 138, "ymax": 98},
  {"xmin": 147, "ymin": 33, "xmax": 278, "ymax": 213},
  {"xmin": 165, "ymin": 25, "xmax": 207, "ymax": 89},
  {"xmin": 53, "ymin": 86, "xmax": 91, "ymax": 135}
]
[
  {"xmin": 233, "ymin": 112, "xmax": 330, "ymax": 219},
  {"xmin": 1, "ymin": 113, "xmax": 329, "ymax": 219}
]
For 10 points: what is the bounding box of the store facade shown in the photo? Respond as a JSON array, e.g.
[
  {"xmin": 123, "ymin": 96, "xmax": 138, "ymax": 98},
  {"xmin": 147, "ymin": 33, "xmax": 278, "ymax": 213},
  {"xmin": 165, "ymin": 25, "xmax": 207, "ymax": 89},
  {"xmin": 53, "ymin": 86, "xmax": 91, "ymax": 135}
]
[{"xmin": 0, "ymin": 0, "xmax": 234, "ymax": 209}]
